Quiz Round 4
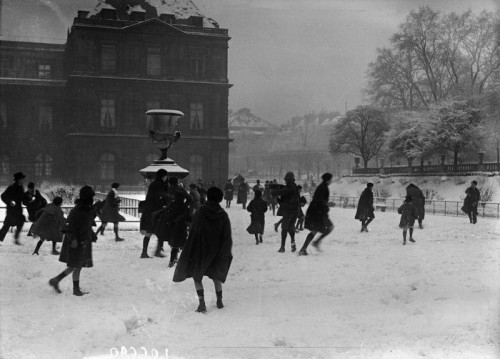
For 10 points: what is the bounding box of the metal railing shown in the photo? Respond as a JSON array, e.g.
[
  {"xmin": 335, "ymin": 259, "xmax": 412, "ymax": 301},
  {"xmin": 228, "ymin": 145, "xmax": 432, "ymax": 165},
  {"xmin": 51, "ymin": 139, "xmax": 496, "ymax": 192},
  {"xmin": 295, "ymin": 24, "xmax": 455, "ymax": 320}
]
[{"xmin": 329, "ymin": 195, "xmax": 500, "ymax": 219}]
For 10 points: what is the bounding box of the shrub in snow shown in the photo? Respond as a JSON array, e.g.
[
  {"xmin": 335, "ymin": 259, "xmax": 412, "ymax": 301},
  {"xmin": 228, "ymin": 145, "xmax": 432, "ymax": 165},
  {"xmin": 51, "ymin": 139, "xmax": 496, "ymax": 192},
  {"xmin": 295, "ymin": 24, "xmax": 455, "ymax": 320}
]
[{"xmin": 38, "ymin": 181, "xmax": 79, "ymax": 204}]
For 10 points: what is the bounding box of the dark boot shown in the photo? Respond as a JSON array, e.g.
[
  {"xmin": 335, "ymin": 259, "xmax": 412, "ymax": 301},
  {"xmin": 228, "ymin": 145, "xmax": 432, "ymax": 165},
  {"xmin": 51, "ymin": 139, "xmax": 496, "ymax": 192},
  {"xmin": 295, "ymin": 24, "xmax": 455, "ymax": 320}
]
[
  {"xmin": 277, "ymin": 231, "xmax": 286, "ymax": 253},
  {"xmin": 418, "ymin": 219, "xmax": 423, "ymax": 229},
  {"xmin": 196, "ymin": 289, "xmax": 207, "ymax": 313},
  {"xmin": 49, "ymin": 270, "xmax": 70, "ymax": 294},
  {"xmin": 259, "ymin": 234, "xmax": 263, "ymax": 243},
  {"xmin": 255, "ymin": 235, "xmax": 259, "ymax": 245},
  {"xmin": 216, "ymin": 290, "xmax": 224, "ymax": 309},
  {"xmin": 51, "ymin": 241, "xmax": 60, "ymax": 255},
  {"xmin": 73, "ymin": 281, "xmax": 88, "ymax": 296},
  {"xmin": 290, "ymin": 232, "xmax": 296, "ymax": 252},
  {"xmin": 155, "ymin": 238, "xmax": 166, "ymax": 258},
  {"xmin": 168, "ymin": 248, "xmax": 179, "ymax": 268},
  {"xmin": 114, "ymin": 227, "xmax": 124, "ymax": 242},
  {"xmin": 33, "ymin": 239, "xmax": 44, "ymax": 255},
  {"xmin": 299, "ymin": 232, "xmax": 315, "ymax": 256},
  {"xmin": 141, "ymin": 236, "xmax": 151, "ymax": 258}
]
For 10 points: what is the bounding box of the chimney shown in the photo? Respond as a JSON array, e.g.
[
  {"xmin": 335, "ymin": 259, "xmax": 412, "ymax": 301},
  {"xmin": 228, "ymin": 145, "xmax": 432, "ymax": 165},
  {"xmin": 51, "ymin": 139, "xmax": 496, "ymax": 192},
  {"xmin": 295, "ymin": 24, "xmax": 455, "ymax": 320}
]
[
  {"xmin": 188, "ymin": 16, "xmax": 203, "ymax": 27},
  {"xmin": 99, "ymin": 6, "xmax": 117, "ymax": 20},
  {"xmin": 77, "ymin": 10, "xmax": 90, "ymax": 19},
  {"xmin": 159, "ymin": 13, "xmax": 176, "ymax": 24}
]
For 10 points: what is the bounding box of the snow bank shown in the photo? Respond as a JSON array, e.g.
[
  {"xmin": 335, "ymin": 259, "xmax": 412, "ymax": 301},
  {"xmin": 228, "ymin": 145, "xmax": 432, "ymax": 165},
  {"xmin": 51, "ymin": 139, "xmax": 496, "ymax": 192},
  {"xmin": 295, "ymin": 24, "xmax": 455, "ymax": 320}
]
[{"xmin": 1, "ymin": 204, "xmax": 499, "ymax": 358}]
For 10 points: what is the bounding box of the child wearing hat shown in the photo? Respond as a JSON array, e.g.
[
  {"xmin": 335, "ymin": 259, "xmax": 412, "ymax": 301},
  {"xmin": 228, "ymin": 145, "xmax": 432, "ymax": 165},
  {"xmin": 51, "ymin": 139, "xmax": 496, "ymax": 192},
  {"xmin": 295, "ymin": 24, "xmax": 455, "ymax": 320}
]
[{"xmin": 397, "ymin": 195, "xmax": 419, "ymax": 245}]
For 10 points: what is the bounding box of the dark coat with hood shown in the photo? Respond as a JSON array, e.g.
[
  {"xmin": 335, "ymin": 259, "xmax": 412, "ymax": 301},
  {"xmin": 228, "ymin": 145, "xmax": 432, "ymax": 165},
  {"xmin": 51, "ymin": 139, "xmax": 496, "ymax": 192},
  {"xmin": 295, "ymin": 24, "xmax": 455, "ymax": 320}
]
[
  {"xmin": 462, "ymin": 186, "xmax": 481, "ymax": 215},
  {"xmin": 100, "ymin": 189, "xmax": 125, "ymax": 223},
  {"xmin": 25, "ymin": 190, "xmax": 48, "ymax": 222},
  {"xmin": 406, "ymin": 185, "xmax": 425, "ymax": 220},
  {"xmin": 1, "ymin": 182, "xmax": 26, "ymax": 226},
  {"xmin": 140, "ymin": 178, "xmax": 169, "ymax": 233},
  {"xmin": 237, "ymin": 182, "xmax": 250, "ymax": 204},
  {"xmin": 246, "ymin": 197, "xmax": 268, "ymax": 235},
  {"xmin": 31, "ymin": 203, "xmax": 65, "ymax": 242},
  {"xmin": 224, "ymin": 183, "xmax": 234, "ymax": 201},
  {"xmin": 173, "ymin": 201, "xmax": 233, "ymax": 283},
  {"xmin": 355, "ymin": 187, "xmax": 375, "ymax": 221},
  {"xmin": 273, "ymin": 182, "xmax": 300, "ymax": 230},
  {"xmin": 164, "ymin": 194, "xmax": 190, "ymax": 248},
  {"xmin": 59, "ymin": 200, "xmax": 95, "ymax": 268},
  {"xmin": 305, "ymin": 182, "xmax": 332, "ymax": 233}
]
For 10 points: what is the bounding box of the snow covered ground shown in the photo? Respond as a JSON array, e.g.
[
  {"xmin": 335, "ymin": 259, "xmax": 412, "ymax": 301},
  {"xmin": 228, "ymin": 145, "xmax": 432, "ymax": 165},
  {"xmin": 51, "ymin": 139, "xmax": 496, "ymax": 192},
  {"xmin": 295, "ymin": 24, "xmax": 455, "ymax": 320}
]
[{"xmin": 1, "ymin": 206, "xmax": 499, "ymax": 359}]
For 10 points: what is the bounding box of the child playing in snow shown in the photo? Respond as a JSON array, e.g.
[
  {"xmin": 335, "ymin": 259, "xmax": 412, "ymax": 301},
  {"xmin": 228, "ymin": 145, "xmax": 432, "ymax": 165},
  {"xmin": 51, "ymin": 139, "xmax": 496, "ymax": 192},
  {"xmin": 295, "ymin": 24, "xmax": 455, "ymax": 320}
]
[
  {"xmin": 247, "ymin": 190, "xmax": 268, "ymax": 244},
  {"xmin": 295, "ymin": 192, "xmax": 307, "ymax": 231},
  {"xmin": 398, "ymin": 195, "xmax": 418, "ymax": 245}
]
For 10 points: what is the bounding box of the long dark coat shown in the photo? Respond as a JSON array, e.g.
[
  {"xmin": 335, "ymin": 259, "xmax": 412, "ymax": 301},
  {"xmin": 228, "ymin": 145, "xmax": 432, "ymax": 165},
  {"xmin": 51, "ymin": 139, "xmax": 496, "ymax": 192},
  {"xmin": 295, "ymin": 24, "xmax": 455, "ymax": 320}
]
[
  {"xmin": 263, "ymin": 184, "xmax": 272, "ymax": 203},
  {"xmin": 273, "ymin": 182, "xmax": 300, "ymax": 231},
  {"xmin": 153, "ymin": 187, "xmax": 191, "ymax": 240},
  {"xmin": 1, "ymin": 183, "xmax": 26, "ymax": 226},
  {"xmin": 173, "ymin": 202, "xmax": 233, "ymax": 283},
  {"xmin": 100, "ymin": 189, "xmax": 125, "ymax": 223},
  {"xmin": 59, "ymin": 201, "xmax": 94, "ymax": 268},
  {"xmin": 406, "ymin": 185, "xmax": 425, "ymax": 220},
  {"xmin": 164, "ymin": 197, "xmax": 190, "ymax": 248},
  {"xmin": 462, "ymin": 187, "xmax": 481, "ymax": 215},
  {"xmin": 25, "ymin": 190, "xmax": 47, "ymax": 222},
  {"xmin": 140, "ymin": 179, "xmax": 169, "ymax": 233},
  {"xmin": 305, "ymin": 182, "xmax": 332, "ymax": 233},
  {"xmin": 237, "ymin": 183, "xmax": 249, "ymax": 204},
  {"xmin": 246, "ymin": 197, "xmax": 268, "ymax": 235},
  {"xmin": 224, "ymin": 183, "xmax": 234, "ymax": 201},
  {"xmin": 31, "ymin": 203, "xmax": 65, "ymax": 242},
  {"xmin": 355, "ymin": 188, "xmax": 375, "ymax": 221},
  {"xmin": 189, "ymin": 189, "xmax": 201, "ymax": 217},
  {"xmin": 398, "ymin": 202, "xmax": 419, "ymax": 229}
]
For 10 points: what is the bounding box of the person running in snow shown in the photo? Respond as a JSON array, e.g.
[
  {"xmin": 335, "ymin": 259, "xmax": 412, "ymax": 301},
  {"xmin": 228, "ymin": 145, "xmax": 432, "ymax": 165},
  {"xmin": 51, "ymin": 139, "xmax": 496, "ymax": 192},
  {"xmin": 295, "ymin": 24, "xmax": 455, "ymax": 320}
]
[
  {"xmin": 223, "ymin": 179, "xmax": 234, "ymax": 208},
  {"xmin": 140, "ymin": 169, "xmax": 169, "ymax": 258},
  {"xmin": 95, "ymin": 182, "xmax": 126, "ymax": 242},
  {"xmin": 0, "ymin": 172, "xmax": 27, "ymax": 245},
  {"xmin": 237, "ymin": 179, "xmax": 250, "ymax": 209},
  {"xmin": 173, "ymin": 187, "xmax": 233, "ymax": 313},
  {"xmin": 295, "ymin": 188, "xmax": 307, "ymax": 232},
  {"xmin": 299, "ymin": 173, "xmax": 334, "ymax": 256},
  {"xmin": 406, "ymin": 183, "xmax": 425, "ymax": 229},
  {"xmin": 398, "ymin": 195, "xmax": 418, "ymax": 245},
  {"xmin": 164, "ymin": 191, "xmax": 190, "ymax": 268},
  {"xmin": 462, "ymin": 180, "xmax": 481, "ymax": 224},
  {"xmin": 49, "ymin": 186, "xmax": 96, "ymax": 296},
  {"xmin": 32, "ymin": 196, "xmax": 65, "ymax": 255},
  {"xmin": 246, "ymin": 190, "xmax": 267, "ymax": 245},
  {"xmin": 25, "ymin": 182, "xmax": 47, "ymax": 236},
  {"xmin": 355, "ymin": 183, "xmax": 375, "ymax": 232},
  {"xmin": 271, "ymin": 172, "xmax": 300, "ymax": 253}
]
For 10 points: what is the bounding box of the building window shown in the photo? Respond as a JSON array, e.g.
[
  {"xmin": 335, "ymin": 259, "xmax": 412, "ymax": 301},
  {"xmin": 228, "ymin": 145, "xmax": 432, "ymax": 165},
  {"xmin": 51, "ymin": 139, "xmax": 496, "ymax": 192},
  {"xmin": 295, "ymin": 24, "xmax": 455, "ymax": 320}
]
[
  {"xmin": 35, "ymin": 154, "xmax": 53, "ymax": 177},
  {"xmin": 99, "ymin": 153, "xmax": 115, "ymax": 180},
  {"xmin": 38, "ymin": 64, "xmax": 51, "ymax": 79},
  {"xmin": 189, "ymin": 154, "xmax": 203, "ymax": 181},
  {"xmin": 190, "ymin": 103, "xmax": 203, "ymax": 130},
  {"xmin": 101, "ymin": 99, "xmax": 115, "ymax": 128},
  {"xmin": 38, "ymin": 106, "xmax": 53, "ymax": 131},
  {"xmin": 0, "ymin": 155, "xmax": 9, "ymax": 175},
  {"xmin": 101, "ymin": 44, "xmax": 116, "ymax": 74},
  {"xmin": 0, "ymin": 102, "xmax": 6, "ymax": 129},
  {"xmin": 0, "ymin": 56, "xmax": 13, "ymax": 76},
  {"xmin": 147, "ymin": 46, "xmax": 161, "ymax": 77},
  {"xmin": 190, "ymin": 50, "xmax": 205, "ymax": 79}
]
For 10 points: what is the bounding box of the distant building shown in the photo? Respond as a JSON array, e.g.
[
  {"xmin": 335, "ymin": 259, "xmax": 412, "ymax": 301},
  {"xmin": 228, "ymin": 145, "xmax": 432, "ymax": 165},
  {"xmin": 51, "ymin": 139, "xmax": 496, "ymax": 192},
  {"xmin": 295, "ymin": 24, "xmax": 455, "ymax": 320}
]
[
  {"xmin": 0, "ymin": 0, "xmax": 231, "ymax": 188},
  {"xmin": 228, "ymin": 108, "xmax": 277, "ymax": 136}
]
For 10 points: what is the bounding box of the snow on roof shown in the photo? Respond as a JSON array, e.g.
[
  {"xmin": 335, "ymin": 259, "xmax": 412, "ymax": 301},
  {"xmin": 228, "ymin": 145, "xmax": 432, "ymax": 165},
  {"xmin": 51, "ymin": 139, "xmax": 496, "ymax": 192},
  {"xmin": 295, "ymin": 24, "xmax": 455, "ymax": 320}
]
[
  {"xmin": 127, "ymin": 5, "xmax": 146, "ymax": 14},
  {"xmin": 228, "ymin": 108, "xmax": 276, "ymax": 129},
  {"xmin": 321, "ymin": 115, "xmax": 344, "ymax": 126},
  {"xmin": 88, "ymin": 0, "xmax": 214, "ymax": 27}
]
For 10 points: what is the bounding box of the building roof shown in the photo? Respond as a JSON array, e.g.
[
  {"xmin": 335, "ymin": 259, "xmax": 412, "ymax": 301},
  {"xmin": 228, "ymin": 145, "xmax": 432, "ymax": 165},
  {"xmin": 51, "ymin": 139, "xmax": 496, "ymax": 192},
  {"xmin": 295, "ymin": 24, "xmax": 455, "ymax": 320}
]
[
  {"xmin": 88, "ymin": 0, "xmax": 215, "ymax": 27},
  {"xmin": 228, "ymin": 108, "xmax": 277, "ymax": 132}
]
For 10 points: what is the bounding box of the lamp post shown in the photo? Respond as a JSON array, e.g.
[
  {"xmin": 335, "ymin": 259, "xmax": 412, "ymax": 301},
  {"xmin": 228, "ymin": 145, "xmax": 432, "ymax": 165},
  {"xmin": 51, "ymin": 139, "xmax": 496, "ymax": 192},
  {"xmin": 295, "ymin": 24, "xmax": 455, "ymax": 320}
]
[{"xmin": 139, "ymin": 109, "xmax": 189, "ymax": 181}]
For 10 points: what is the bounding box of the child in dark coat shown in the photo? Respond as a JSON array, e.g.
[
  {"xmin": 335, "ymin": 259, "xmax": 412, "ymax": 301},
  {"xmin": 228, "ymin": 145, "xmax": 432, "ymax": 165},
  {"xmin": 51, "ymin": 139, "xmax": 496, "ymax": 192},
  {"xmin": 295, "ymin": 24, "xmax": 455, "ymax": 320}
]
[
  {"xmin": 295, "ymin": 190, "xmax": 307, "ymax": 231},
  {"xmin": 246, "ymin": 190, "xmax": 268, "ymax": 244},
  {"xmin": 398, "ymin": 195, "xmax": 418, "ymax": 245},
  {"xmin": 32, "ymin": 196, "xmax": 65, "ymax": 255}
]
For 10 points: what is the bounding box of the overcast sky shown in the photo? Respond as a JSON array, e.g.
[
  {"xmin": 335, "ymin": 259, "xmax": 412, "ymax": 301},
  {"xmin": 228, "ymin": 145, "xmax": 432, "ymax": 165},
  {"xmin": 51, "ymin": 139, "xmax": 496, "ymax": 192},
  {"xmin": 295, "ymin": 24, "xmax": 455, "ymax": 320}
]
[{"xmin": 1, "ymin": 0, "xmax": 498, "ymax": 124}]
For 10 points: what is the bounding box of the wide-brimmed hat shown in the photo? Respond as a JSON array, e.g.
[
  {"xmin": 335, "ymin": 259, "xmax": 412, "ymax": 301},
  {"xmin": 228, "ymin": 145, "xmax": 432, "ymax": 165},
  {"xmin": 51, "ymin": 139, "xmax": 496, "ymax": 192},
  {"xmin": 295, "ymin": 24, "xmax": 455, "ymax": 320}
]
[{"xmin": 13, "ymin": 172, "xmax": 26, "ymax": 181}]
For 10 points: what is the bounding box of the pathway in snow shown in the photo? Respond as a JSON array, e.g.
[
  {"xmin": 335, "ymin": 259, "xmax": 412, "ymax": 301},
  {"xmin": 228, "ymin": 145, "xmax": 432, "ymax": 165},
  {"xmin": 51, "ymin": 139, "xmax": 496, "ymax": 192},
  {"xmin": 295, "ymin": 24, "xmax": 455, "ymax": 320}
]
[{"xmin": 0, "ymin": 207, "xmax": 499, "ymax": 359}]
